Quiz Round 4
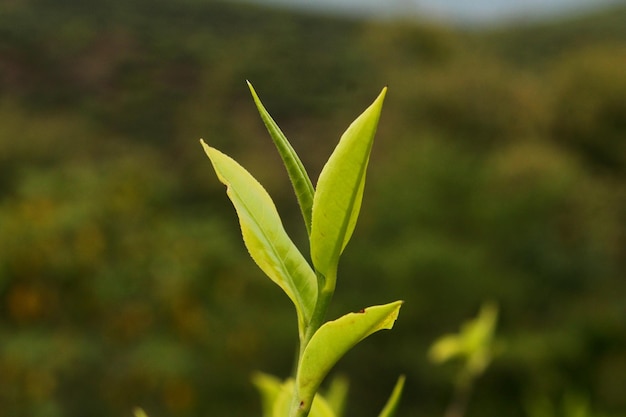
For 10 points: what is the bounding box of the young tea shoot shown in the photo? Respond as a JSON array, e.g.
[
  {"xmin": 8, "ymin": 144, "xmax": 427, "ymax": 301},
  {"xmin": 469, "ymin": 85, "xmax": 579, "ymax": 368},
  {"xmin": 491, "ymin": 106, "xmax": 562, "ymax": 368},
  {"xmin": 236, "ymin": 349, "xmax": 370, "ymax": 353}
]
[
  {"xmin": 201, "ymin": 82, "xmax": 404, "ymax": 417},
  {"xmin": 429, "ymin": 302, "xmax": 499, "ymax": 417}
]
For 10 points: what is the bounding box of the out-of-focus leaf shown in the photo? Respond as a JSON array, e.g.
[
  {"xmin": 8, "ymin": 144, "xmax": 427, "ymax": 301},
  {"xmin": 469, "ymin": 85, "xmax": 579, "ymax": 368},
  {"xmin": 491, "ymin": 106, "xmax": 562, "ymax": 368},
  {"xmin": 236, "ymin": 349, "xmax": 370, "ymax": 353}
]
[
  {"xmin": 378, "ymin": 375, "xmax": 406, "ymax": 417},
  {"xmin": 201, "ymin": 141, "xmax": 317, "ymax": 334},
  {"xmin": 325, "ymin": 374, "xmax": 349, "ymax": 417},
  {"xmin": 247, "ymin": 81, "xmax": 315, "ymax": 236},
  {"xmin": 464, "ymin": 302, "xmax": 498, "ymax": 375},
  {"xmin": 133, "ymin": 407, "xmax": 149, "ymax": 417},
  {"xmin": 429, "ymin": 334, "xmax": 463, "ymax": 364},
  {"xmin": 252, "ymin": 372, "xmax": 284, "ymax": 417},
  {"xmin": 428, "ymin": 302, "xmax": 499, "ymax": 377},
  {"xmin": 296, "ymin": 300, "xmax": 402, "ymax": 414},
  {"xmin": 310, "ymin": 88, "xmax": 387, "ymax": 288},
  {"xmin": 272, "ymin": 379, "xmax": 336, "ymax": 417}
]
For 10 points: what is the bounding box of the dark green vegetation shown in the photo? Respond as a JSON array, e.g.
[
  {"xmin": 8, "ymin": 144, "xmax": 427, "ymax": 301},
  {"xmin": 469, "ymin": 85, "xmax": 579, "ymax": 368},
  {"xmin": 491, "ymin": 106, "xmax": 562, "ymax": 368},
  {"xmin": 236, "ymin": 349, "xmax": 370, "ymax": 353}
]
[{"xmin": 0, "ymin": 1, "xmax": 624, "ymax": 416}]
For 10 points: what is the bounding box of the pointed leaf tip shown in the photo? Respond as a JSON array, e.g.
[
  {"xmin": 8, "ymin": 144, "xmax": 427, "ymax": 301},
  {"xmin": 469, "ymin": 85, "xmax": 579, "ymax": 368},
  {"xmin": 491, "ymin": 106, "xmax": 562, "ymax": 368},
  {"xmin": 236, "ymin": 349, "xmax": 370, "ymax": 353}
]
[
  {"xmin": 247, "ymin": 81, "xmax": 315, "ymax": 236},
  {"xmin": 311, "ymin": 87, "xmax": 387, "ymax": 283},
  {"xmin": 201, "ymin": 143, "xmax": 317, "ymax": 334},
  {"xmin": 378, "ymin": 375, "xmax": 405, "ymax": 417},
  {"xmin": 296, "ymin": 301, "xmax": 403, "ymax": 413}
]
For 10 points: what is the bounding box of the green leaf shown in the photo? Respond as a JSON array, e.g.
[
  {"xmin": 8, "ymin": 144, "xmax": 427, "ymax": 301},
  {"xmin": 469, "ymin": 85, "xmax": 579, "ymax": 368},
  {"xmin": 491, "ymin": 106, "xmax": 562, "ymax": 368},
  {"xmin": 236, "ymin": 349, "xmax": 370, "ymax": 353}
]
[
  {"xmin": 201, "ymin": 141, "xmax": 317, "ymax": 333},
  {"xmin": 295, "ymin": 300, "xmax": 402, "ymax": 414},
  {"xmin": 428, "ymin": 302, "xmax": 499, "ymax": 378},
  {"xmin": 273, "ymin": 379, "xmax": 336, "ymax": 417},
  {"xmin": 252, "ymin": 372, "xmax": 284, "ymax": 417},
  {"xmin": 247, "ymin": 81, "xmax": 315, "ymax": 236},
  {"xmin": 377, "ymin": 375, "xmax": 406, "ymax": 417},
  {"xmin": 428, "ymin": 334, "xmax": 463, "ymax": 364},
  {"xmin": 310, "ymin": 87, "xmax": 387, "ymax": 286},
  {"xmin": 133, "ymin": 408, "xmax": 149, "ymax": 417},
  {"xmin": 324, "ymin": 375, "xmax": 349, "ymax": 417}
]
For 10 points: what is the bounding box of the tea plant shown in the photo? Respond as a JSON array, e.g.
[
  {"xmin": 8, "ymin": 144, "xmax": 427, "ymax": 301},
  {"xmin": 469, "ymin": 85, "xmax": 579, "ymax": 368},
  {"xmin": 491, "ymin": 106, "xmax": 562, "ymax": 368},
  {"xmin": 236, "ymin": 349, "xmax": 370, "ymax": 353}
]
[
  {"xmin": 200, "ymin": 82, "xmax": 404, "ymax": 417},
  {"xmin": 429, "ymin": 303, "xmax": 499, "ymax": 417}
]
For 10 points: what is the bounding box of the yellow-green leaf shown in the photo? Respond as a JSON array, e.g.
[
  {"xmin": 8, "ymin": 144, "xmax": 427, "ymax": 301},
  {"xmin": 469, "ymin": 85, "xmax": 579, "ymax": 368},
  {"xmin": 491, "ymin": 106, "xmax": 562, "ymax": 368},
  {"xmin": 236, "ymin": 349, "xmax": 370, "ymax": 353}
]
[
  {"xmin": 133, "ymin": 408, "xmax": 149, "ymax": 417},
  {"xmin": 311, "ymin": 88, "xmax": 386, "ymax": 287},
  {"xmin": 247, "ymin": 81, "xmax": 315, "ymax": 236},
  {"xmin": 324, "ymin": 374, "xmax": 349, "ymax": 417},
  {"xmin": 252, "ymin": 372, "xmax": 284, "ymax": 417},
  {"xmin": 201, "ymin": 141, "xmax": 317, "ymax": 333},
  {"xmin": 272, "ymin": 379, "xmax": 336, "ymax": 417},
  {"xmin": 428, "ymin": 302, "xmax": 499, "ymax": 378},
  {"xmin": 377, "ymin": 375, "xmax": 406, "ymax": 417},
  {"xmin": 295, "ymin": 300, "xmax": 402, "ymax": 414}
]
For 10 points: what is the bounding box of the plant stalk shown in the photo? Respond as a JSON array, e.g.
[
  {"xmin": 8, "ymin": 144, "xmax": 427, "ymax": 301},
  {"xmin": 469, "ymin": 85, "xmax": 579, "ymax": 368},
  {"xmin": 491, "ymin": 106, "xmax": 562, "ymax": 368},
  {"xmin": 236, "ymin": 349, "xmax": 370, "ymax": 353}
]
[
  {"xmin": 444, "ymin": 377, "xmax": 474, "ymax": 417},
  {"xmin": 290, "ymin": 271, "xmax": 336, "ymax": 417}
]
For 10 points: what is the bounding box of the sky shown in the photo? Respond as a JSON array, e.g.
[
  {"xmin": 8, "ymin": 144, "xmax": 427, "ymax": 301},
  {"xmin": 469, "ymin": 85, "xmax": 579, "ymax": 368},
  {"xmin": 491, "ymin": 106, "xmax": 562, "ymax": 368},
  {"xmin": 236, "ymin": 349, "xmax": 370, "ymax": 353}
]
[{"xmin": 248, "ymin": 0, "xmax": 623, "ymax": 24}]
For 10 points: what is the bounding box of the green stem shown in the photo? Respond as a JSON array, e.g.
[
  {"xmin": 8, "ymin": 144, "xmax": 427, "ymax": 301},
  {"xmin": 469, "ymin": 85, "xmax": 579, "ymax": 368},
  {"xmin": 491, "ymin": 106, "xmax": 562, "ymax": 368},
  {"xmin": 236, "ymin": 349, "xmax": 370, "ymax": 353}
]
[
  {"xmin": 444, "ymin": 376, "xmax": 474, "ymax": 417},
  {"xmin": 290, "ymin": 271, "xmax": 336, "ymax": 417},
  {"xmin": 300, "ymin": 271, "xmax": 335, "ymax": 356}
]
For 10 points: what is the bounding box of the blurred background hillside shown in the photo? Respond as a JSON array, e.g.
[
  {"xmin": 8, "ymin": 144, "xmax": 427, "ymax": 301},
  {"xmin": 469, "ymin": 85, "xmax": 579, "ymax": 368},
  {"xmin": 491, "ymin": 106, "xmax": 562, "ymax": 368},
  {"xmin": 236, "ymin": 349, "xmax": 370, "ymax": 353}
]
[{"xmin": 0, "ymin": 0, "xmax": 625, "ymax": 416}]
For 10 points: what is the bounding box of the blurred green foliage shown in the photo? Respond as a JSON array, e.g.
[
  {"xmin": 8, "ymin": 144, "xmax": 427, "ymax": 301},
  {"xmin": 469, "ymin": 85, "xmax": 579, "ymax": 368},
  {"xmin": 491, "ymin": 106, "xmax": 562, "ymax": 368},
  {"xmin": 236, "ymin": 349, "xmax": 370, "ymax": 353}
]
[{"xmin": 0, "ymin": 1, "xmax": 624, "ymax": 416}]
